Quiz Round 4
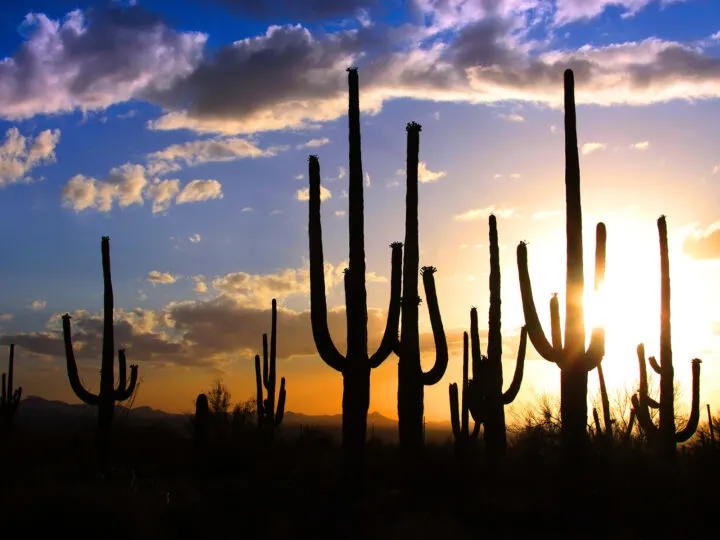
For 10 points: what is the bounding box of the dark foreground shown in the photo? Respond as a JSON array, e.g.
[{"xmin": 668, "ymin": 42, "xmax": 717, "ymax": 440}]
[{"xmin": 1, "ymin": 421, "xmax": 718, "ymax": 540}]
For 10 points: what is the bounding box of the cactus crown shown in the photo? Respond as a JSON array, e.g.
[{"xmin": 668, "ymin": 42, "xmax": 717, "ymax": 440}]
[
  {"xmin": 390, "ymin": 241, "xmax": 403, "ymax": 249},
  {"xmin": 420, "ymin": 266, "xmax": 437, "ymax": 275},
  {"xmin": 406, "ymin": 121, "xmax": 422, "ymax": 133}
]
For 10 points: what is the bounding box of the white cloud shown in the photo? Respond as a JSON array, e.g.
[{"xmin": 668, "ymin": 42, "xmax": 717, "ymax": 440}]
[
  {"xmin": 581, "ymin": 142, "xmax": 607, "ymax": 155},
  {"xmin": 29, "ymin": 300, "xmax": 47, "ymax": 311},
  {"xmin": 554, "ymin": 1, "xmax": 685, "ymax": 26},
  {"xmin": 146, "ymin": 178, "xmax": 180, "ymax": 213},
  {"xmin": 62, "ymin": 163, "xmax": 148, "ymax": 212},
  {"xmin": 630, "ymin": 141, "xmax": 650, "ymax": 150},
  {"xmin": 498, "ymin": 113, "xmax": 525, "ymax": 122},
  {"xmin": 176, "ymin": 179, "xmax": 224, "ymax": 204},
  {"xmin": 0, "ymin": 127, "xmax": 61, "ymax": 187},
  {"xmin": 296, "ymin": 137, "xmax": 330, "ymax": 149},
  {"xmin": 365, "ymin": 172, "xmax": 371, "ymax": 187},
  {"xmin": 454, "ymin": 206, "xmax": 515, "ymax": 222},
  {"xmin": 148, "ymin": 271, "xmax": 178, "ymax": 284},
  {"xmin": 192, "ymin": 275, "xmax": 208, "ymax": 293},
  {"xmin": 189, "ymin": 233, "xmax": 202, "ymax": 243},
  {"xmin": 297, "ymin": 185, "xmax": 332, "ymax": 201},
  {"xmin": 241, "ymin": 206, "xmax": 254, "ymax": 212},
  {"xmin": 147, "ymin": 136, "xmax": 282, "ymax": 175},
  {"xmin": 419, "ymin": 162, "xmax": 447, "ymax": 183},
  {"xmin": 294, "ymin": 174, "xmax": 304, "ymax": 180},
  {"xmin": 510, "ymin": 173, "xmax": 521, "ymax": 179},
  {"xmin": 334, "ymin": 210, "xmax": 346, "ymax": 216}
]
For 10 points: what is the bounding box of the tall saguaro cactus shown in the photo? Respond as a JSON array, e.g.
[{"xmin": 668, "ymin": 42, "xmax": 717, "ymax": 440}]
[
  {"xmin": 1, "ymin": 344, "xmax": 22, "ymax": 429},
  {"xmin": 467, "ymin": 216, "xmax": 528, "ymax": 458},
  {"xmin": 396, "ymin": 121, "xmax": 448, "ymax": 454},
  {"xmin": 62, "ymin": 237, "xmax": 138, "ymax": 456},
  {"xmin": 308, "ymin": 68, "xmax": 402, "ymax": 472},
  {"xmin": 449, "ymin": 332, "xmax": 480, "ymax": 454},
  {"xmin": 517, "ymin": 69, "xmax": 607, "ymax": 453},
  {"xmin": 632, "ymin": 216, "xmax": 701, "ymax": 458},
  {"xmin": 255, "ymin": 298, "xmax": 286, "ymax": 443}
]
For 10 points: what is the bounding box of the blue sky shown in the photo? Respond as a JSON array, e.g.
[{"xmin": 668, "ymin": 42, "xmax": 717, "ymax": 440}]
[{"xmin": 1, "ymin": 0, "xmax": 719, "ymax": 420}]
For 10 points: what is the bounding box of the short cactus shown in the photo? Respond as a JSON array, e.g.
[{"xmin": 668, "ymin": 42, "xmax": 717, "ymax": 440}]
[
  {"xmin": 255, "ymin": 298, "xmax": 286, "ymax": 443},
  {"xmin": 194, "ymin": 393, "xmax": 210, "ymax": 457},
  {"xmin": 62, "ymin": 236, "xmax": 138, "ymax": 459},
  {"xmin": 1, "ymin": 344, "xmax": 22, "ymax": 429},
  {"xmin": 632, "ymin": 216, "xmax": 701, "ymax": 458},
  {"xmin": 449, "ymin": 331, "xmax": 480, "ymax": 455}
]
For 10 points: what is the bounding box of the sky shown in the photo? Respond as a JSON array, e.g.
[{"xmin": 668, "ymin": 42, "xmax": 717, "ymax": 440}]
[{"xmin": 1, "ymin": 0, "xmax": 719, "ymax": 423}]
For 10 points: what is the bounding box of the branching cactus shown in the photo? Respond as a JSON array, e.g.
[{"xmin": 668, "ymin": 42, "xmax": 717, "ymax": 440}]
[
  {"xmin": 308, "ymin": 67, "xmax": 402, "ymax": 472},
  {"xmin": 632, "ymin": 216, "xmax": 701, "ymax": 458},
  {"xmin": 1, "ymin": 344, "xmax": 22, "ymax": 429},
  {"xmin": 62, "ymin": 236, "xmax": 138, "ymax": 456},
  {"xmin": 516, "ymin": 69, "xmax": 607, "ymax": 454},
  {"xmin": 449, "ymin": 332, "xmax": 480, "ymax": 454},
  {"xmin": 396, "ymin": 122, "xmax": 448, "ymax": 454},
  {"xmin": 255, "ymin": 298, "xmax": 287, "ymax": 443},
  {"xmin": 466, "ymin": 216, "xmax": 528, "ymax": 458}
]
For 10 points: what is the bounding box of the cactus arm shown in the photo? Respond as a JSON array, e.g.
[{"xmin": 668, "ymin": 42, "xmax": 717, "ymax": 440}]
[
  {"xmin": 517, "ymin": 242, "xmax": 564, "ymax": 365},
  {"xmin": 419, "ymin": 266, "xmax": 448, "ymax": 385},
  {"xmin": 461, "ymin": 331, "xmax": 469, "ymax": 438},
  {"xmin": 502, "ymin": 325, "xmax": 528, "ymax": 404},
  {"xmin": 114, "ymin": 350, "xmax": 138, "ymax": 401},
  {"xmin": 62, "ymin": 314, "xmax": 99, "ymax": 406},
  {"xmin": 254, "ymin": 354, "xmax": 265, "ymax": 422},
  {"xmin": 368, "ymin": 242, "xmax": 403, "ymax": 368},
  {"xmin": 632, "ymin": 392, "xmax": 659, "ymax": 440},
  {"xmin": 597, "ymin": 363, "xmax": 612, "ymax": 435},
  {"xmin": 593, "ymin": 408, "xmax": 602, "ymax": 437},
  {"xmin": 115, "ymin": 348, "xmax": 127, "ymax": 395},
  {"xmin": 549, "ymin": 294, "xmax": 562, "ymax": 350},
  {"xmin": 624, "ymin": 408, "xmax": 636, "ymax": 442},
  {"xmin": 637, "ymin": 343, "xmax": 661, "ymax": 409},
  {"xmin": 675, "ymin": 359, "xmax": 701, "ymax": 443},
  {"xmin": 470, "ymin": 419, "xmax": 481, "ymax": 439},
  {"xmin": 647, "ymin": 355, "xmax": 663, "ymax": 375},
  {"xmin": 307, "ymin": 154, "xmax": 345, "ymax": 372},
  {"xmin": 582, "ymin": 223, "xmax": 607, "ymax": 372},
  {"xmin": 275, "ymin": 377, "xmax": 286, "ymax": 427},
  {"xmin": 262, "ymin": 333, "xmax": 270, "ymax": 390},
  {"xmin": 449, "ymin": 383, "xmax": 461, "ymax": 440}
]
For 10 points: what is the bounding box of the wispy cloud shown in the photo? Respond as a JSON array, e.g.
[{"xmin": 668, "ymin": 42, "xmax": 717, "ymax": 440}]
[
  {"xmin": 533, "ymin": 210, "xmax": 563, "ymax": 220},
  {"xmin": 29, "ymin": 300, "xmax": 47, "ymax": 311},
  {"xmin": 453, "ymin": 206, "xmax": 514, "ymax": 222},
  {"xmin": 147, "ymin": 271, "xmax": 179, "ymax": 284},
  {"xmin": 297, "ymin": 185, "xmax": 331, "ymax": 201},
  {"xmin": 582, "ymin": 142, "xmax": 607, "ymax": 155},
  {"xmin": 176, "ymin": 179, "xmax": 223, "ymax": 204},
  {"xmin": 296, "ymin": 137, "xmax": 330, "ymax": 149},
  {"xmin": 630, "ymin": 141, "xmax": 650, "ymax": 150},
  {"xmin": 189, "ymin": 233, "xmax": 202, "ymax": 243},
  {"xmin": 0, "ymin": 127, "xmax": 61, "ymax": 187},
  {"xmin": 498, "ymin": 113, "xmax": 525, "ymax": 122}
]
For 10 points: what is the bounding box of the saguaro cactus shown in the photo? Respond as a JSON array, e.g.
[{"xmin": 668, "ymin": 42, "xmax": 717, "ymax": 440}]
[
  {"xmin": 592, "ymin": 364, "xmax": 635, "ymax": 443},
  {"xmin": 466, "ymin": 216, "xmax": 528, "ymax": 458},
  {"xmin": 517, "ymin": 69, "xmax": 607, "ymax": 453},
  {"xmin": 632, "ymin": 216, "xmax": 701, "ymax": 458},
  {"xmin": 255, "ymin": 298, "xmax": 287, "ymax": 443},
  {"xmin": 62, "ymin": 236, "xmax": 138, "ymax": 455},
  {"xmin": 1, "ymin": 344, "xmax": 22, "ymax": 429},
  {"xmin": 308, "ymin": 67, "xmax": 402, "ymax": 471},
  {"xmin": 449, "ymin": 332, "xmax": 480, "ymax": 454},
  {"xmin": 194, "ymin": 393, "xmax": 210, "ymax": 458},
  {"xmin": 396, "ymin": 121, "xmax": 448, "ymax": 454}
]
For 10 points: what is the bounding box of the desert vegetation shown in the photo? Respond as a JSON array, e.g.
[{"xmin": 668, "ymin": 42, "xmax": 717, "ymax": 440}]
[{"xmin": 0, "ymin": 67, "xmax": 718, "ymax": 538}]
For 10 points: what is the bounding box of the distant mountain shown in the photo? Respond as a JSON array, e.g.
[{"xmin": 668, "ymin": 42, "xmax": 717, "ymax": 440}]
[{"xmin": 12, "ymin": 396, "xmax": 452, "ymax": 443}]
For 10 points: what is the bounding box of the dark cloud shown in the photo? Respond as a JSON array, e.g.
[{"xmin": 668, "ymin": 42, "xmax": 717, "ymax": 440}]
[
  {"xmin": 205, "ymin": 0, "xmax": 377, "ymax": 22},
  {"xmin": 683, "ymin": 226, "xmax": 720, "ymax": 260},
  {"xmin": 0, "ymin": 4, "xmax": 205, "ymax": 119}
]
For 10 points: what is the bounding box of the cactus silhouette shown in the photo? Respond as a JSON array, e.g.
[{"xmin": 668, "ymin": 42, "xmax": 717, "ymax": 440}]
[
  {"xmin": 255, "ymin": 298, "xmax": 286, "ymax": 443},
  {"xmin": 707, "ymin": 404, "xmax": 716, "ymax": 446},
  {"xmin": 194, "ymin": 393, "xmax": 210, "ymax": 458},
  {"xmin": 592, "ymin": 364, "xmax": 635, "ymax": 443},
  {"xmin": 308, "ymin": 67, "xmax": 402, "ymax": 472},
  {"xmin": 632, "ymin": 216, "xmax": 701, "ymax": 459},
  {"xmin": 62, "ymin": 236, "xmax": 138, "ymax": 459},
  {"xmin": 464, "ymin": 216, "xmax": 528, "ymax": 458},
  {"xmin": 517, "ymin": 69, "xmax": 607, "ymax": 454},
  {"xmin": 395, "ymin": 121, "xmax": 448, "ymax": 454},
  {"xmin": 1, "ymin": 344, "xmax": 22, "ymax": 429},
  {"xmin": 449, "ymin": 331, "xmax": 480, "ymax": 455}
]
